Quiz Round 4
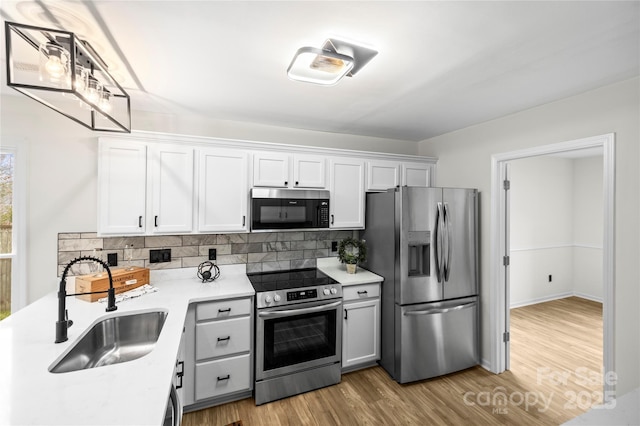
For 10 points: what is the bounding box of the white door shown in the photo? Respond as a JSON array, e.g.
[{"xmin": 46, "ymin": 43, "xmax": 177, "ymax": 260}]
[
  {"xmin": 293, "ymin": 154, "xmax": 326, "ymax": 188},
  {"xmin": 198, "ymin": 148, "xmax": 249, "ymax": 232},
  {"xmin": 329, "ymin": 157, "xmax": 365, "ymax": 228},
  {"xmin": 253, "ymin": 152, "xmax": 289, "ymax": 187},
  {"xmin": 97, "ymin": 139, "xmax": 147, "ymax": 235},
  {"xmin": 342, "ymin": 298, "xmax": 380, "ymax": 368},
  {"xmin": 401, "ymin": 162, "xmax": 431, "ymax": 187},
  {"xmin": 149, "ymin": 144, "xmax": 194, "ymax": 234},
  {"xmin": 366, "ymin": 160, "xmax": 400, "ymax": 191}
]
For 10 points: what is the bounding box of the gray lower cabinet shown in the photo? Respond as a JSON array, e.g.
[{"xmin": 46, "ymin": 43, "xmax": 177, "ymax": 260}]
[
  {"xmin": 342, "ymin": 282, "xmax": 381, "ymax": 372},
  {"xmin": 182, "ymin": 297, "xmax": 254, "ymax": 411}
]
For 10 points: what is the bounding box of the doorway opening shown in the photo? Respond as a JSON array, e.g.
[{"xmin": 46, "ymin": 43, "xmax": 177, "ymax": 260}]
[{"xmin": 489, "ymin": 134, "xmax": 615, "ymax": 400}]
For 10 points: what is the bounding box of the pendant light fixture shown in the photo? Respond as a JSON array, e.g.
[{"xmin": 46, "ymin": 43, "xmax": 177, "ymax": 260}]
[
  {"xmin": 5, "ymin": 21, "xmax": 131, "ymax": 133},
  {"xmin": 287, "ymin": 38, "xmax": 378, "ymax": 86}
]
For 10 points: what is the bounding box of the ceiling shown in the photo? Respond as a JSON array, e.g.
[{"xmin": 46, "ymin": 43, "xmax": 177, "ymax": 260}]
[{"xmin": 1, "ymin": 1, "xmax": 639, "ymax": 142}]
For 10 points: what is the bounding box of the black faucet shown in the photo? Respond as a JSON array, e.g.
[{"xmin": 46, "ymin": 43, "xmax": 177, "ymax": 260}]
[{"xmin": 56, "ymin": 256, "xmax": 118, "ymax": 343}]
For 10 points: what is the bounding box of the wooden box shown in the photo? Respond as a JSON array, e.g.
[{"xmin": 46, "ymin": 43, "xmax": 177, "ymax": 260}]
[{"xmin": 75, "ymin": 267, "xmax": 150, "ymax": 302}]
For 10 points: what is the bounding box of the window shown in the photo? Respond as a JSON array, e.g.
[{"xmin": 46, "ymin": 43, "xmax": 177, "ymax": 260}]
[{"xmin": 0, "ymin": 150, "xmax": 15, "ymax": 320}]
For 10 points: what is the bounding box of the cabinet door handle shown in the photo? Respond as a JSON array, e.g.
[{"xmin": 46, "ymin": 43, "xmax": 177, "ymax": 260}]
[
  {"xmin": 357, "ymin": 290, "xmax": 369, "ymax": 295},
  {"xmin": 217, "ymin": 375, "xmax": 230, "ymax": 381},
  {"xmin": 331, "ymin": 214, "xmax": 334, "ymax": 225},
  {"xmin": 295, "ymin": 181, "xmax": 299, "ymax": 186},
  {"xmin": 242, "ymin": 215, "xmax": 246, "ymax": 227},
  {"xmin": 344, "ymin": 309, "xmax": 348, "ymax": 320},
  {"xmin": 217, "ymin": 336, "xmax": 231, "ymax": 342},
  {"xmin": 284, "ymin": 181, "xmax": 288, "ymax": 186},
  {"xmin": 138, "ymin": 216, "xmax": 143, "ymax": 228},
  {"xmin": 175, "ymin": 360, "xmax": 184, "ymax": 389},
  {"xmin": 154, "ymin": 215, "xmax": 158, "ymax": 227},
  {"xmin": 218, "ymin": 308, "xmax": 231, "ymax": 313}
]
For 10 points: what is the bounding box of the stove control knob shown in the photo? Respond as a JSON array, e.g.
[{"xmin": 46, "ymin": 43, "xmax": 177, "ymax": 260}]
[
  {"xmin": 274, "ymin": 294, "xmax": 281, "ymax": 302},
  {"xmin": 323, "ymin": 288, "xmax": 331, "ymax": 296},
  {"xmin": 264, "ymin": 295, "xmax": 273, "ymax": 304},
  {"xmin": 330, "ymin": 287, "xmax": 338, "ymax": 295}
]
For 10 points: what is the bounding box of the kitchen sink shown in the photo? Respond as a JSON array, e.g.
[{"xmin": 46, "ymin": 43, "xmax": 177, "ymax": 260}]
[{"xmin": 49, "ymin": 310, "xmax": 168, "ymax": 373}]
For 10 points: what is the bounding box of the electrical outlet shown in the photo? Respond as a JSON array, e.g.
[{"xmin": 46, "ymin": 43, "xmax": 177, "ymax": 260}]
[
  {"xmin": 548, "ymin": 274, "xmax": 553, "ymax": 282},
  {"xmin": 209, "ymin": 248, "xmax": 217, "ymax": 261},
  {"xmin": 331, "ymin": 241, "xmax": 338, "ymax": 252},
  {"xmin": 107, "ymin": 252, "xmax": 118, "ymax": 267},
  {"xmin": 150, "ymin": 248, "xmax": 172, "ymax": 263}
]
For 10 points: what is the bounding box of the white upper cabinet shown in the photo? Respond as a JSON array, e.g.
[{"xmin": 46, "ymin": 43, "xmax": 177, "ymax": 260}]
[
  {"xmin": 252, "ymin": 152, "xmax": 289, "ymax": 187},
  {"xmin": 329, "ymin": 157, "xmax": 365, "ymax": 229},
  {"xmin": 292, "ymin": 154, "xmax": 326, "ymax": 188},
  {"xmin": 402, "ymin": 162, "xmax": 432, "ymax": 187},
  {"xmin": 148, "ymin": 145, "xmax": 194, "ymax": 234},
  {"xmin": 98, "ymin": 139, "xmax": 148, "ymax": 235},
  {"xmin": 366, "ymin": 160, "xmax": 400, "ymax": 191},
  {"xmin": 198, "ymin": 148, "xmax": 249, "ymax": 232},
  {"xmin": 253, "ymin": 152, "xmax": 326, "ymax": 188}
]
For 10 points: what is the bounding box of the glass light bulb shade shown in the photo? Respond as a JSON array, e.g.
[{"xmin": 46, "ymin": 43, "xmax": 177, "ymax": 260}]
[
  {"xmin": 98, "ymin": 90, "xmax": 112, "ymax": 112},
  {"xmin": 287, "ymin": 47, "xmax": 354, "ymax": 85},
  {"xmin": 39, "ymin": 43, "xmax": 70, "ymax": 83},
  {"xmin": 85, "ymin": 78, "xmax": 102, "ymax": 105},
  {"xmin": 74, "ymin": 65, "xmax": 88, "ymax": 93}
]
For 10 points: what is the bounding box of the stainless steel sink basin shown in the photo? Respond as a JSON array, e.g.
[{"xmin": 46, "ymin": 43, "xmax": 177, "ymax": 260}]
[{"xmin": 49, "ymin": 310, "xmax": 168, "ymax": 373}]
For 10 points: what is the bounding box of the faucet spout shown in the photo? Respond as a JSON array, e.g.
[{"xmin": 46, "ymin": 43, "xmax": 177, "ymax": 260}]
[{"xmin": 56, "ymin": 256, "xmax": 117, "ymax": 343}]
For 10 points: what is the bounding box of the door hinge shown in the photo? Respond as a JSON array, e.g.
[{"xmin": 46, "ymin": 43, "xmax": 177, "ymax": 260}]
[
  {"xmin": 503, "ymin": 331, "xmax": 510, "ymax": 342},
  {"xmin": 503, "ymin": 255, "xmax": 510, "ymax": 266},
  {"xmin": 503, "ymin": 179, "xmax": 510, "ymax": 190}
]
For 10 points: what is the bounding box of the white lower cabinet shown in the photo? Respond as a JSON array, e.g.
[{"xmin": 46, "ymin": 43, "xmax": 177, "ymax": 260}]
[
  {"xmin": 183, "ymin": 296, "xmax": 253, "ymax": 411},
  {"xmin": 342, "ymin": 282, "xmax": 381, "ymax": 371},
  {"xmin": 195, "ymin": 354, "xmax": 252, "ymax": 401}
]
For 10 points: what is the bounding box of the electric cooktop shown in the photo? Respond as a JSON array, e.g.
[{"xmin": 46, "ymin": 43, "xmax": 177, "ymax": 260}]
[{"xmin": 247, "ymin": 268, "xmax": 337, "ymax": 293}]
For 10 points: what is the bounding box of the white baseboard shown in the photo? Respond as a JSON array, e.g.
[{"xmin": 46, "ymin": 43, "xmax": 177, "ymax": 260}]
[
  {"xmin": 510, "ymin": 292, "xmax": 573, "ymax": 309},
  {"xmin": 572, "ymin": 291, "xmax": 603, "ymax": 303},
  {"xmin": 510, "ymin": 291, "xmax": 602, "ymax": 309},
  {"xmin": 480, "ymin": 358, "xmax": 494, "ymax": 373}
]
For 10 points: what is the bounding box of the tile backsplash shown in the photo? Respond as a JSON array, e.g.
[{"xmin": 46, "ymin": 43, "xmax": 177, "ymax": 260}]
[{"xmin": 58, "ymin": 230, "xmax": 358, "ymax": 276}]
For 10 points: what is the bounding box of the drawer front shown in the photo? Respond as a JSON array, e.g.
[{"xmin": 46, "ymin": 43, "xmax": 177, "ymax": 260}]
[
  {"xmin": 196, "ymin": 298, "xmax": 251, "ymax": 321},
  {"xmin": 195, "ymin": 353, "xmax": 251, "ymax": 401},
  {"xmin": 343, "ymin": 282, "xmax": 381, "ymax": 301},
  {"xmin": 196, "ymin": 316, "xmax": 251, "ymax": 361}
]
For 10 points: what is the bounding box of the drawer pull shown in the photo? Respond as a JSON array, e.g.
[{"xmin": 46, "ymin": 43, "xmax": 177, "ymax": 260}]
[
  {"xmin": 218, "ymin": 308, "xmax": 231, "ymax": 313},
  {"xmin": 217, "ymin": 336, "xmax": 231, "ymax": 342},
  {"xmin": 217, "ymin": 375, "xmax": 230, "ymax": 381},
  {"xmin": 357, "ymin": 290, "xmax": 369, "ymax": 295}
]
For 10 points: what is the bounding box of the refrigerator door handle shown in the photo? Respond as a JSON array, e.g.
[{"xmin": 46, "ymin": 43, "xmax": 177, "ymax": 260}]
[
  {"xmin": 443, "ymin": 202, "xmax": 452, "ymax": 281},
  {"xmin": 435, "ymin": 202, "xmax": 444, "ymax": 282},
  {"xmin": 404, "ymin": 301, "xmax": 477, "ymax": 316}
]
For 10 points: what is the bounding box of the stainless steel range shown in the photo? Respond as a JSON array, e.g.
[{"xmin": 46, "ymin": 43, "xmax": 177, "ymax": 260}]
[{"xmin": 248, "ymin": 268, "xmax": 343, "ymax": 406}]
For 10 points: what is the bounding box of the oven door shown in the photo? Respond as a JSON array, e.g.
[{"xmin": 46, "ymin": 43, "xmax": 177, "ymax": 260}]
[{"xmin": 256, "ymin": 299, "xmax": 342, "ymax": 380}]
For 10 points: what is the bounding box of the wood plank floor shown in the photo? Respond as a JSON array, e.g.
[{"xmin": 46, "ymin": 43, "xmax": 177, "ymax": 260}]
[{"xmin": 183, "ymin": 296, "xmax": 603, "ymax": 426}]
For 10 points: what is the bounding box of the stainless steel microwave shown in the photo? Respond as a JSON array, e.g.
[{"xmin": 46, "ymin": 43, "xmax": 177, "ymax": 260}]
[{"xmin": 250, "ymin": 188, "xmax": 330, "ymax": 231}]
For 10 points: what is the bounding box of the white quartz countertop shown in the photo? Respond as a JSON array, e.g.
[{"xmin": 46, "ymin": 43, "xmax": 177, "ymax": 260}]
[
  {"xmin": 317, "ymin": 257, "xmax": 383, "ymax": 285},
  {"xmin": 0, "ymin": 264, "xmax": 254, "ymax": 426}
]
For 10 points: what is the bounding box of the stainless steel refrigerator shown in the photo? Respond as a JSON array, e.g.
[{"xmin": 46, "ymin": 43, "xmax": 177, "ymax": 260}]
[{"xmin": 362, "ymin": 186, "xmax": 479, "ymax": 383}]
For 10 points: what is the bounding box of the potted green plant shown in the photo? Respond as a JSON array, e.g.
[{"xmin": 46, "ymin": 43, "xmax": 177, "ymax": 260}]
[{"xmin": 337, "ymin": 237, "xmax": 367, "ymax": 274}]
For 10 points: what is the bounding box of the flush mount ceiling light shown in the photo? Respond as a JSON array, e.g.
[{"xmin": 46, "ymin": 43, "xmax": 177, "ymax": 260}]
[
  {"xmin": 287, "ymin": 38, "xmax": 378, "ymax": 86},
  {"xmin": 5, "ymin": 21, "xmax": 131, "ymax": 133}
]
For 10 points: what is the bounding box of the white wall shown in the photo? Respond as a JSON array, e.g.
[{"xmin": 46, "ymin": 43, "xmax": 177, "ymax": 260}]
[
  {"xmin": 573, "ymin": 156, "xmax": 604, "ymax": 300},
  {"xmin": 509, "ymin": 156, "xmax": 575, "ymax": 306},
  {"xmin": 0, "ymin": 94, "xmax": 419, "ymax": 305},
  {"xmin": 418, "ymin": 77, "xmax": 639, "ymax": 395},
  {"xmin": 509, "ymin": 154, "xmax": 604, "ymax": 306}
]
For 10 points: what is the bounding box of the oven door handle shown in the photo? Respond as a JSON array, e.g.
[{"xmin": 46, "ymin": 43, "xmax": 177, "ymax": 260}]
[{"xmin": 258, "ymin": 300, "xmax": 342, "ymax": 318}]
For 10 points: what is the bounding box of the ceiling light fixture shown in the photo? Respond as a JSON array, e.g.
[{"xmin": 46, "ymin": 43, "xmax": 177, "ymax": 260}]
[
  {"xmin": 5, "ymin": 21, "xmax": 131, "ymax": 133},
  {"xmin": 287, "ymin": 38, "xmax": 378, "ymax": 86}
]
